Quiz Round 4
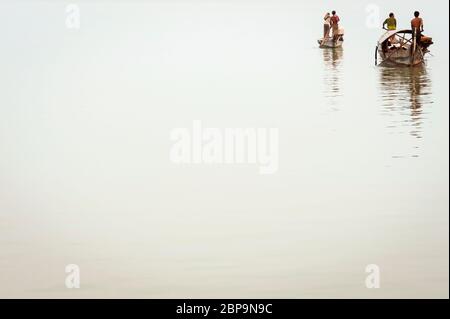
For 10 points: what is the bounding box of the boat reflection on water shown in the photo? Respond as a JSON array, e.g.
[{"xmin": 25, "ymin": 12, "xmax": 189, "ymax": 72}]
[
  {"xmin": 322, "ymin": 48, "xmax": 344, "ymax": 104},
  {"xmin": 378, "ymin": 65, "xmax": 432, "ymax": 140}
]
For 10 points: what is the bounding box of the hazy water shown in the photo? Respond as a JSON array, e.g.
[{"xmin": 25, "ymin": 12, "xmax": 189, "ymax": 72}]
[{"xmin": 0, "ymin": 0, "xmax": 448, "ymax": 298}]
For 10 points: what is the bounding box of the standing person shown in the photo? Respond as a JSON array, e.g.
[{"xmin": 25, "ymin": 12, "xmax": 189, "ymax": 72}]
[
  {"xmin": 383, "ymin": 13, "xmax": 397, "ymax": 31},
  {"xmin": 411, "ymin": 11, "xmax": 424, "ymax": 32},
  {"xmin": 411, "ymin": 11, "xmax": 424, "ymax": 45},
  {"xmin": 323, "ymin": 12, "xmax": 331, "ymax": 39},
  {"xmin": 330, "ymin": 11, "xmax": 340, "ymax": 43},
  {"xmin": 383, "ymin": 12, "xmax": 397, "ymax": 45}
]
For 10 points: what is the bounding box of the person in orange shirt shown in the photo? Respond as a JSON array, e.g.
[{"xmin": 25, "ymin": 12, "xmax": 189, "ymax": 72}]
[
  {"xmin": 411, "ymin": 11, "xmax": 424, "ymax": 45},
  {"xmin": 411, "ymin": 11, "xmax": 424, "ymax": 32}
]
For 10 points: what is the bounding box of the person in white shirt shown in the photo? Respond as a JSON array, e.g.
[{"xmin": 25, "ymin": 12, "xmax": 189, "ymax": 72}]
[{"xmin": 323, "ymin": 12, "xmax": 331, "ymax": 39}]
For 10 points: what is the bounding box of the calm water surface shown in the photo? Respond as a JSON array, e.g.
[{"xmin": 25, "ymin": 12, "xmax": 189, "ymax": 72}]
[{"xmin": 0, "ymin": 0, "xmax": 448, "ymax": 298}]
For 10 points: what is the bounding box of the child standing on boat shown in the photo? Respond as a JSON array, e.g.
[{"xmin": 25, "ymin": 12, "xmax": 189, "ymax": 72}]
[
  {"xmin": 323, "ymin": 13, "xmax": 331, "ymax": 40},
  {"xmin": 411, "ymin": 11, "xmax": 424, "ymax": 45},
  {"xmin": 383, "ymin": 13, "xmax": 397, "ymax": 31},
  {"xmin": 383, "ymin": 13, "xmax": 397, "ymax": 45},
  {"xmin": 411, "ymin": 11, "xmax": 424, "ymax": 33},
  {"xmin": 330, "ymin": 11, "xmax": 340, "ymax": 43}
]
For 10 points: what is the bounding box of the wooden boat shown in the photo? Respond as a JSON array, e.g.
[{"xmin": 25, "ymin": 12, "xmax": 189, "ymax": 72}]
[
  {"xmin": 376, "ymin": 29, "xmax": 433, "ymax": 66},
  {"xmin": 319, "ymin": 27, "xmax": 344, "ymax": 48},
  {"xmin": 318, "ymin": 36, "xmax": 344, "ymax": 48}
]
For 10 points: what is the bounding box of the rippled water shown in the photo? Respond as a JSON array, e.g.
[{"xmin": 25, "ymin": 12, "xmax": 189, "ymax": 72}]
[
  {"xmin": 0, "ymin": 0, "xmax": 448, "ymax": 298},
  {"xmin": 322, "ymin": 47, "xmax": 344, "ymax": 100},
  {"xmin": 378, "ymin": 65, "xmax": 432, "ymax": 140}
]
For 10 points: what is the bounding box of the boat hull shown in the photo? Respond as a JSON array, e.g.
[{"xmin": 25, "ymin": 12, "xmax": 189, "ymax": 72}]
[
  {"xmin": 318, "ymin": 38, "xmax": 343, "ymax": 48},
  {"xmin": 378, "ymin": 47, "xmax": 425, "ymax": 66},
  {"xmin": 376, "ymin": 30, "xmax": 430, "ymax": 67}
]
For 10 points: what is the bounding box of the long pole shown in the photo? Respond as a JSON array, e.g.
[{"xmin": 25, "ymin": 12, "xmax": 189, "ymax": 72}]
[
  {"xmin": 375, "ymin": 46, "xmax": 378, "ymax": 66},
  {"xmin": 411, "ymin": 28, "xmax": 417, "ymax": 66}
]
